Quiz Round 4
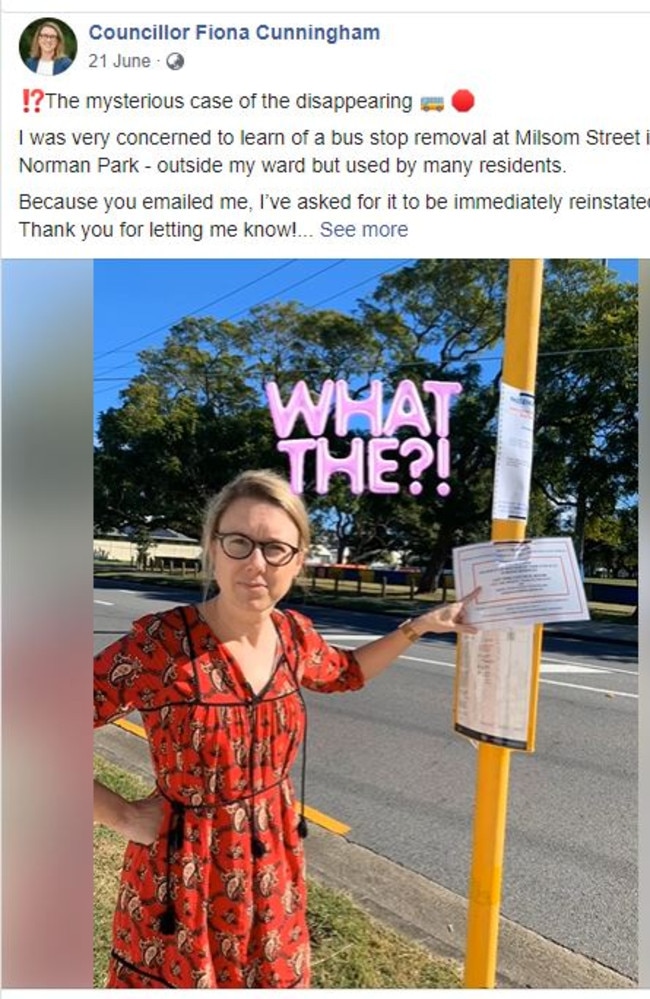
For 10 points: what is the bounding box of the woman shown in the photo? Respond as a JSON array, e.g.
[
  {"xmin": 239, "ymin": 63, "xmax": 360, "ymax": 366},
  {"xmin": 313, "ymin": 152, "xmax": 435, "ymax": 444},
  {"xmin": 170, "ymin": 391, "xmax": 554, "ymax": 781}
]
[
  {"xmin": 94, "ymin": 470, "xmax": 478, "ymax": 988},
  {"xmin": 25, "ymin": 22, "xmax": 72, "ymax": 75}
]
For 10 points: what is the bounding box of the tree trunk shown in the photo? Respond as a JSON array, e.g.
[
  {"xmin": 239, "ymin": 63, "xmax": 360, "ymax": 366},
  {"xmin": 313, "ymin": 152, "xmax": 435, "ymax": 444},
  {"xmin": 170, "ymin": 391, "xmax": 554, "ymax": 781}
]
[
  {"xmin": 417, "ymin": 539, "xmax": 452, "ymax": 594},
  {"xmin": 573, "ymin": 488, "xmax": 587, "ymax": 576}
]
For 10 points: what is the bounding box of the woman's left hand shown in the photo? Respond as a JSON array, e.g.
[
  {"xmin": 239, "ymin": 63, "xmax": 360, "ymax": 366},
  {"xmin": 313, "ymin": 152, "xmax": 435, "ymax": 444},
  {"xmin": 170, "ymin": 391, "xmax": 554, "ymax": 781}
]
[{"xmin": 414, "ymin": 586, "xmax": 481, "ymax": 636}]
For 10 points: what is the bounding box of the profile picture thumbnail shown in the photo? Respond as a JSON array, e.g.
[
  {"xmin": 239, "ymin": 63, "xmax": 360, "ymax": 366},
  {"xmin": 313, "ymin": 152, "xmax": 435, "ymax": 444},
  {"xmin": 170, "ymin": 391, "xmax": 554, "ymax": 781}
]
[{"xmin": 20, "ymin": 18, "xmax": 77, "ymax": 76}]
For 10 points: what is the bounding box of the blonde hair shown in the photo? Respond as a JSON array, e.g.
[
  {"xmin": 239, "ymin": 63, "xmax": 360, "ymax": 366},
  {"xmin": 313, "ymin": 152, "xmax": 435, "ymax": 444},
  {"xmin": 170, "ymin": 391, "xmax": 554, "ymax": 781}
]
[
  {"xmin": 201, "ymin": 470, "xmax": 310, "ymax": 587},
  {"xmin": 31, "ymin": 21, "xmax": 66, "ymax": 59}
]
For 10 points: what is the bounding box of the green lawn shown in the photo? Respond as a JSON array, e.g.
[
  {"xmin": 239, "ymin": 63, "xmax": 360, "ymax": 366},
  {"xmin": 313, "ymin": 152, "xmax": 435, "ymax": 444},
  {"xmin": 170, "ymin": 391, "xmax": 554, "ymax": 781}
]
[{"xmin": 94, "ymin": 756, "xmax": 461, "ymax": 989}]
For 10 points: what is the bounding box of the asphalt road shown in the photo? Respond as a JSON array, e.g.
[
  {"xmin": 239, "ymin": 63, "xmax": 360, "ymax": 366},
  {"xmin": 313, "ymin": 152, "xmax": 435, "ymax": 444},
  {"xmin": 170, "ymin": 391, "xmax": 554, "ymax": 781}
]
[{"xmin": 93, "ymin": 584, "xmax": 638, "ymax": 981}]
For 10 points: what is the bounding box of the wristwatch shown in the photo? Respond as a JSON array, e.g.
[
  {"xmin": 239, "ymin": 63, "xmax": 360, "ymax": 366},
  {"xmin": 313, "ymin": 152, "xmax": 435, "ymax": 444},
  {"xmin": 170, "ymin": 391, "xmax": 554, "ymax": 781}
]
[{"xmin": 399, "ymin": 618, "xmax": 421, "ymax": 643}]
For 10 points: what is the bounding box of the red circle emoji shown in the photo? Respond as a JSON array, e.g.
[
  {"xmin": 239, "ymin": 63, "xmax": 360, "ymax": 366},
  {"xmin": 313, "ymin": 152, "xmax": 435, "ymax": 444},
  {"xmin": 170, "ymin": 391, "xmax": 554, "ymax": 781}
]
[{"xmin": 452, "ymin": 89, "xmax": 475, "ymax": 112}]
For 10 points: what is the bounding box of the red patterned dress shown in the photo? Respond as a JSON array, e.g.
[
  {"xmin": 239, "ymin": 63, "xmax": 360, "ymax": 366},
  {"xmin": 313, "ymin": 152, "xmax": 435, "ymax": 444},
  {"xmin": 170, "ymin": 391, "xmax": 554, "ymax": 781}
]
[{"xmin": 93, "ymin": 605, "xmax": 364, "ymax": 989}]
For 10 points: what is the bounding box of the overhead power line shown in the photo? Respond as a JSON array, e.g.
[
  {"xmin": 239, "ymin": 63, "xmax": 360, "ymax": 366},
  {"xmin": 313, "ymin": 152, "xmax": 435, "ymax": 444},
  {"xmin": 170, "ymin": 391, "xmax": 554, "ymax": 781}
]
[
  {"xmin": 94, "ymin": 259, "xmax": 349, "ymax": 380},
  {"xmin": 94, "ymin": 258, "xmax": 410, "ymax": 385},
  {"xmin": 93, "ymin": 259, "xmax": 298, "ymax": 362}
]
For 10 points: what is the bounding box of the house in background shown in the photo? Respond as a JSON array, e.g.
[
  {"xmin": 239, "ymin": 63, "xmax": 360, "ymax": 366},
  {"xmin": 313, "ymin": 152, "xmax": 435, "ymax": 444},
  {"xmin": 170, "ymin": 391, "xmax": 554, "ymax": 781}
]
[
  {"xmin": 95, "ymin": 532, "xmax": 345, "ymax": 573},
  {"xmin": 304, "ymin": 543, "xmax": 337, "ymax": 566},
  {"xmin": 94, "ymin": 527, "xmax": 201, "ymax": 569}
]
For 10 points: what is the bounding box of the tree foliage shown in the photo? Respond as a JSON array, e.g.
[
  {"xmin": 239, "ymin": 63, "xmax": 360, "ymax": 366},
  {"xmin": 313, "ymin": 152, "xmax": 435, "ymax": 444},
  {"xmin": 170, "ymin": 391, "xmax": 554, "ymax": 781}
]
[
  {"xmin": 94, "ymin": 261, "xmax": 638, "ymax": 584},
  {"xmin": 532, "ymin": 260, "xmax": 637, "ymax": 568}
]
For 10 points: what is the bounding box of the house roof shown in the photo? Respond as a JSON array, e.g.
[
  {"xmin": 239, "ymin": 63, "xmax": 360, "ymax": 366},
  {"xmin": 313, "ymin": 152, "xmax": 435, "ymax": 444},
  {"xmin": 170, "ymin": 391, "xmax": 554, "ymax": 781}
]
[
  {"xmin": 95, "ymin": 526, "xmax": 199, "ymax": 543},
  {"xmin": 149, "ymin": 528, "xmax": 199, "ymax": 542}
]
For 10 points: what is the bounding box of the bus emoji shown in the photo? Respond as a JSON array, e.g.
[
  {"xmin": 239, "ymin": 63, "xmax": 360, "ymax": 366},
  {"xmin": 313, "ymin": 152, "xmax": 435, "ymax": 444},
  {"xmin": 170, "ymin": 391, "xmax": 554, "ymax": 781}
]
[{"xmin": 420, "ymin": 96, "xmax": 445, "ymax": 112}]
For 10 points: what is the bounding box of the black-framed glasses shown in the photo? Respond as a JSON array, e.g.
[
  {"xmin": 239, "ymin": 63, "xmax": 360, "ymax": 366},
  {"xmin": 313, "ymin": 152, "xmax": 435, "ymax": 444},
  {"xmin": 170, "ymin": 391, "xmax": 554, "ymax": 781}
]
[
  {"xmin": 39, "ymin": 32, "xmax": 59, "ymax": 39},
  {"xmin": 214, "ymin": 532, "xmax": 300, "ymax": 567}
]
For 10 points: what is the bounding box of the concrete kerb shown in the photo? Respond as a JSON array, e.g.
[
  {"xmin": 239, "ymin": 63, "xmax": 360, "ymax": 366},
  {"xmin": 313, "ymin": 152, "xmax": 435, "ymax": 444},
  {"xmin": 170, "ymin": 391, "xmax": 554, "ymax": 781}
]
[
  {"xmin": 304, "ymin": 822, "xmax": 635, "ymax": 990},
  {"xmin": 94, "ymin": 583, "xmax": 637, "ymax": 988},
  {"xmin": 94, "ymin": 724, "xmax": 636, "ymax": 990},
  {"xmin": 299, "ymin": 606, "xmax": 636, "ymax": 988}
]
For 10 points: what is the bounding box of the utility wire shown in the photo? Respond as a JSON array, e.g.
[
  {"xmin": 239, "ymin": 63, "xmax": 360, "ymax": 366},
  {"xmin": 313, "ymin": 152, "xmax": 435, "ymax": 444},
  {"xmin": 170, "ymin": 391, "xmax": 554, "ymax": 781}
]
[
  {"xmin": 94, "ymin": 259, "xmax": 298, "ymax": 362},
  {"xmin": 94, "ymin": 258, "xmax": 349, "ymax": 380},
  {"xmin": 94, "ymin": 342, "xmax": 635, "ymax": 383},
  {"xmin": 94, "ymin": 258, "xmax": 409, "ymax": 387}
]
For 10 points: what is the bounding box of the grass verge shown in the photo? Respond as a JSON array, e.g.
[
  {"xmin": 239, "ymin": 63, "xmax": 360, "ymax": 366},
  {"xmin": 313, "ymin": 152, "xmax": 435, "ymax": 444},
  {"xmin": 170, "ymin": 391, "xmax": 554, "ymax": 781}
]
[{"xmin": 94, "ymin": 756, "xmax": 461, "ymax": 989}]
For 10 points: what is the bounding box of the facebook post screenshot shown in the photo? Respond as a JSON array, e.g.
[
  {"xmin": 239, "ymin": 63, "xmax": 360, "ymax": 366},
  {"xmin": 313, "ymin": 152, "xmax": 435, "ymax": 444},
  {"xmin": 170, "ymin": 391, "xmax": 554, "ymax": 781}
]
[{"xmin": 1, "ymin": 1, "xmax": 646, "ymax": 994}]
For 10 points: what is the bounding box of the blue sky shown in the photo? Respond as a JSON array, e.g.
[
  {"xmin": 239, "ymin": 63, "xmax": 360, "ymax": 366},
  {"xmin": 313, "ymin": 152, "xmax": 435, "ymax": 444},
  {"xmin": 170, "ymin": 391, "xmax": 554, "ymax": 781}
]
[{"xmin": 94, "ymin": 257, "xmax": 638, "ymax": 426}]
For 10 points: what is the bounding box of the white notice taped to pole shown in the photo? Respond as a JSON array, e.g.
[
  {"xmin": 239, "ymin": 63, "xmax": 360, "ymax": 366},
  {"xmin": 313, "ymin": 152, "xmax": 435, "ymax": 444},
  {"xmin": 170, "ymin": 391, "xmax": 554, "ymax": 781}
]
[
  {"xmin": 492, "ymin": 381, "xmax": 535, "ymax": 522},
  {"xmin": 452, "ymin": 537, "xmax": 589, "ymax": 628},
  {"xmin": 455, "ymin": 626, "xmax": 536, "ymax": 750}
]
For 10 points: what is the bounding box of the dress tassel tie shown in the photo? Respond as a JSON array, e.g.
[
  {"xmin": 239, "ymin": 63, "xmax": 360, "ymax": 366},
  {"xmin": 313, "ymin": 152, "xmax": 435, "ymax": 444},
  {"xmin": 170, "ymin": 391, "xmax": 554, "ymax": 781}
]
[
  {"xmin": 296, "ymin": 685, "xmax": 309, "ymax": 841},
  {"xmin": 160, "ymin": 800, "xmax": 184, "ymax": 935},
  {"xmin": 251, "ymin": 835, "xmax": 266, "ymax": 858},
  {"xmin": 248, "ymin": 695, "xmax": 268, "ymax": 859}
]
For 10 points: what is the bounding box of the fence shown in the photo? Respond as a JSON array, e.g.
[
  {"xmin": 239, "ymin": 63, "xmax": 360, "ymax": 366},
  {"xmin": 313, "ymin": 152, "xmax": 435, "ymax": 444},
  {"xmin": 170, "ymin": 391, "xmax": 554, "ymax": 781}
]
[
  {"xmin": 305, "ymin": 564, "xmax": 455, "ymax": 600},
  {"xmin": 95, "ymin": 556, "xmax": 638, "ymax": 607},
  {"xmin": 304, "ymin": 564, "xmax": 637, "ymax": 605}
]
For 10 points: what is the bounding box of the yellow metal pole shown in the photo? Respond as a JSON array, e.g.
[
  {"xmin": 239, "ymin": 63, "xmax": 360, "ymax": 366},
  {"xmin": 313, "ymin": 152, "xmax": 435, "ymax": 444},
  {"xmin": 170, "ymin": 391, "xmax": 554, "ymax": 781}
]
[{"xmin": 463, "ymin": 259, "xmax": 544, "ymax": 988}]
